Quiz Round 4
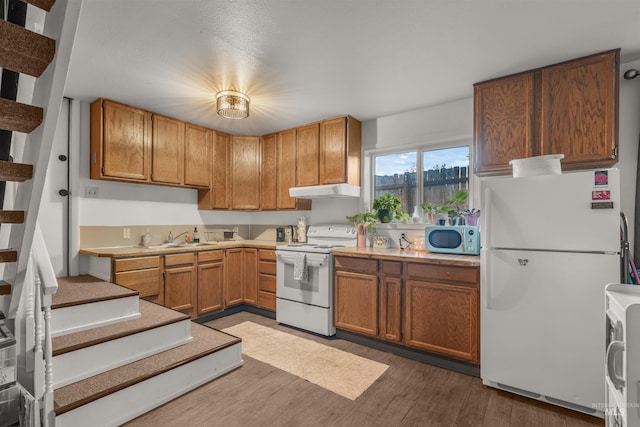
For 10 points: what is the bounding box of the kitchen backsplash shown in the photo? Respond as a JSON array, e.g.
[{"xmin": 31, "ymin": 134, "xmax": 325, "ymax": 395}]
[
  {"xmin": 80, "ymin": 224, "xmax": 431, "ymax": 249},
  {"xmin": 80, "ymin": 225, "xmax": 250, "ymax": 248}
]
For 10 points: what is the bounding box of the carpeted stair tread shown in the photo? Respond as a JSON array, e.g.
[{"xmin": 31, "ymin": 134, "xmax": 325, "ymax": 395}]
[
  {"xmin": 52, "ymin": 300, "xmax": 188, "ymax": 356},
  {"xmin": 53, "ymin": 275, "xmax": 138, "ymax": 309},
  {"xmin": 53, "ymin": 323, "xmax": 241, "ymax": 416}
]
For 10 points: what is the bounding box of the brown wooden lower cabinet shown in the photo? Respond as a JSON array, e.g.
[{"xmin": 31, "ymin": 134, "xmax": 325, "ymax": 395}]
[
  {"xmin": 257, "ymin": 249, "xmax": 276, "ymax": 311},
  {"xmin": 242, "ymin": 248, "xmax": 258, "ymax": 306},
  {"xmin": 108, "ymin": 246, "xmax": 267, "ymax": 318},
  {"xmin": 334, "ymin": 269, "xmax": 378, "ymax": 336},
  {"xmin": 334, "ymin": 255, "xmax": 479, "ymax": 364},
  {"xmin": 225, "ymin": 248, "xmax": 244, "ymax": 307},
  {"xmin": 224, "ymin": 247, "xmax": 258, "ymax": 307},
  {"xmin": 113, "ymin": 256, "xmax": 163, "ymax": 304},
  {"xmin": 379, "ymin": 275, "xmax": 402, "ymax": 342},
  {"xmin": 404, "ymin": 279, "xmax": 479, "ymax": 363},
  {"xmin": 197, "ymin": 250, "xmax": 224, "ymax": 316},
  {"xmin": 164, "ymin": 252, "xmax": 197, "ymax": 317}
]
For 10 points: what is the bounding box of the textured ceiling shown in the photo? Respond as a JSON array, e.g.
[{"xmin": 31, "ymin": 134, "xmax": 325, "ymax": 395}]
[{"xmin": 64, "ymin": 0, "xmax": 640, "ymax": 135}]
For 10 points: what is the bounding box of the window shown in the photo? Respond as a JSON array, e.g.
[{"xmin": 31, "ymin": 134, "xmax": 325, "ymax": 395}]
[{"xmin": 372, "ymin": 145, "xmax": 470, "ymax": 215}]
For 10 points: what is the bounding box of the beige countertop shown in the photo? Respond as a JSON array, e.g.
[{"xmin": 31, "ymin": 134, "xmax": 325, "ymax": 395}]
[
  {"xmin": 79, "ymin": 239, "xmax": 282, "ymax": 258},
  {"xmin": 332, "ymin": 247, "xmax": 480, "ymax": 267},
  {"xmin": 80, "ymin": 241, "xmax": 480, "ymax": 267}
]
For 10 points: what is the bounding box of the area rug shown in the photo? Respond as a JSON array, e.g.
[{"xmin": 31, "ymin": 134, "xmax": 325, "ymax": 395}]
[{"xmin": 222, "ymin": 321, "xmax": 389, "ymax": 400}]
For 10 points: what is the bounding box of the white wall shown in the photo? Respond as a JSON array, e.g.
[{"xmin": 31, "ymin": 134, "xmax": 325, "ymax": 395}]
[
  {"xmin": 40, "ymin": 98, "xmax": 69, "ymax": 275},
  {"xmin": 372, "ymin": 97, "xmax": 473, "ymax": 149}
]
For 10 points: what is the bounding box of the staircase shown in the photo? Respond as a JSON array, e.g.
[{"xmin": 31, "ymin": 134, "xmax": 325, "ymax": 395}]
[
  {"xmin": 51, "ymin": 276, "xmax": 242, "ymax": 426},
  {"xmin": 0, "ymin": 0, "xmax": 244, "ymax": 425}
]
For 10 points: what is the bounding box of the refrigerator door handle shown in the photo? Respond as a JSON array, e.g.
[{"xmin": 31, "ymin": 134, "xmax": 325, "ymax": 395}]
[
  {"xmin": 483, "ymin": 187, "xmax": 492, "ymax": 248},
  {"xmin": 606, "ymin": 340, "xmax": 626, "ymax": 390},
  {"xmin": 482, "ymin": 250, "xmax": 491, "ymax": 309}
]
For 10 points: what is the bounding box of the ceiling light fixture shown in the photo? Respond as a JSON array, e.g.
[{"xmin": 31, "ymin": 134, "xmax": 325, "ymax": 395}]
[{"xmin": 216, "ymin": 90, "xmax": 250, "ymax": 119}]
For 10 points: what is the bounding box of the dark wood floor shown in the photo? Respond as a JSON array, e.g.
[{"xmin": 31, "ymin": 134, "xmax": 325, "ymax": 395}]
[{"xmin": 124, "ymin": 312, "xmax": 604, "ymax": 427}]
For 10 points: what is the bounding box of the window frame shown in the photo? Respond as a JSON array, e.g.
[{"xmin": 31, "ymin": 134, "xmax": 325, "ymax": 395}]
[{"xmin": 362, "ymin": 137, "xmax": 474, "ymax": 224}]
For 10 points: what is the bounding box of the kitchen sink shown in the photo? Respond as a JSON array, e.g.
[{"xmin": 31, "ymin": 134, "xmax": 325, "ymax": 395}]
[
  {"xmin": 144, "ymin": 242, "xmax": 218, "ymax": 250},
  {"xmin": 145, "ymin": 243, "xmax": 180, "ymax": 250}
]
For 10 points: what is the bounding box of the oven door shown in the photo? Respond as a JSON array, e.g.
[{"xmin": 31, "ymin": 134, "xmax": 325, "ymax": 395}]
[{"xmin": 276, "ymin": 251, "xmax": 331, "ymax": 308}]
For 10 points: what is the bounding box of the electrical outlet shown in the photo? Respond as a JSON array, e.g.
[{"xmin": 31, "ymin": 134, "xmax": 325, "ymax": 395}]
[
  {"xmin": 85, "ymin": 187, "xmax": 99, "ymax": 198},
  {"xmin": 123, "ymin": 228, "xmax": 130, "ymax": 239},
  {"xmin": 401, "ymin": 233, "xmax": 407, "ymax": 239}
]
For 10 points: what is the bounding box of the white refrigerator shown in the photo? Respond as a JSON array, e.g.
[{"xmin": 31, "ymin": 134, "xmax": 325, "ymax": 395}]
[{"xmin": 481, "ymin": 168, "xmax": 622, "ymax": 417}]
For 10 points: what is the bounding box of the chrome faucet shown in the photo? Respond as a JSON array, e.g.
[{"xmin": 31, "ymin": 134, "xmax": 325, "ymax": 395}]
[{"xmin": 167, "ymin": 231, "xmax": 189, "ymax": 243}]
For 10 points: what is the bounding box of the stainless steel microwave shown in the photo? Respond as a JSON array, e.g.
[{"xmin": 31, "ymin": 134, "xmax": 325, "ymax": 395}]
[{"xmin": 424, "ymin": 225, "xmax": 480, "ymax": 255}]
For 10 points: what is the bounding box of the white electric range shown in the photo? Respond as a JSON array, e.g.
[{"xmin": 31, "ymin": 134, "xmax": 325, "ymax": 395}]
[{"xmin": 275, "ymin": 224, "xmax": 357, "ymax": 336}]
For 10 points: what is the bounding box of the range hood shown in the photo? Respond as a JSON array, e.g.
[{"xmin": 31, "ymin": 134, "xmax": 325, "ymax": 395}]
[{"xmin": 289, "ymin": 183, "xmax": 361, "ymax": 199}]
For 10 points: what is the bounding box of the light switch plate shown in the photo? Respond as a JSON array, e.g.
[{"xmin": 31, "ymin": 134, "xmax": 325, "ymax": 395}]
[{"xmin": 85, "ymin": 187, "xmax": 99, "ymax": 198}]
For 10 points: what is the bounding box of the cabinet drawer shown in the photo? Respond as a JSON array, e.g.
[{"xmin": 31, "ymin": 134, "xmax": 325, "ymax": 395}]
[
  {"xmin": 259, "ymin": 249, "xmax": 276, "ymax": 261},
  {"xmin": 406, "ymin": 262, "xmax": 477, "ymax": 285},
  {"xmin": 165, "ymin": 252, "xmax": 195, "ymax": 267},
  {"xmin": 114, "ymin": 268, "xmax": 161, "ymax": 297},
  {"xmin": 258, "ymin": 290, "xmax": 276, "ymax": 311},
  {"xmin": 382, "ymin": 261, "xmax": 402, "ymax": 276},
  {"xmin": 334, "ymin": 256, "xmax": 378, "ymax": 274},
  {"xmin": 114, "ymin": 256, "xmax": 160, "ymax": 273},
  {"xmin": 259, "ymin": 274, "xmax": 276, "ymax": 293},
  {"xmin": 258, "ymin": 260, "xmax": 276, "ymax": 275},
  {"xmin": 198, "ymin": 250, "xmax": 224, "ymax": 264}
]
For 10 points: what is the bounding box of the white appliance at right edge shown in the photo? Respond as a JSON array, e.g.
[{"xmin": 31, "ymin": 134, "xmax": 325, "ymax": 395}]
[{"xmin": 481, "ymin": 168, "xmax": 623, "ymax": 417}]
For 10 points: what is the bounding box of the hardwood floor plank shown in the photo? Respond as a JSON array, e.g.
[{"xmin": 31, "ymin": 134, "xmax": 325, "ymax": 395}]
[{"xmin": 124, "ymin": 312, "xmax": 604, "ymax": 427}]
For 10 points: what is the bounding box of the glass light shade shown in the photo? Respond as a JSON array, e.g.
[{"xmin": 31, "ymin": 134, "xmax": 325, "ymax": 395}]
[{"xmin": 216, "ymin": 90, "xmax": 250, "ymax": 119}]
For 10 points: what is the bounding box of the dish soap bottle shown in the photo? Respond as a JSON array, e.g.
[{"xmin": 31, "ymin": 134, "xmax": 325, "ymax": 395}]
[
  {"xmin": 143, "ymin": 229, "xmax": 152, "ymax": 247},
  {"xmin": 193, "ymin": 227, "xmax": 200, "ymax": 243}
]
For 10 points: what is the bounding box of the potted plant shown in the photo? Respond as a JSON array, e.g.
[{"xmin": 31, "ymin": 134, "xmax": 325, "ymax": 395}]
[
  {"xmin": 372, "ymin": 193, "xmax": 401, "ymax": 223},
  {"xmin": 462, "ymin": 208, "xmax": 481, "ymax": 226},
  {"xmin": 421, "ymin": 202, "xmax": 446, "ymax": 224},
  {"xmin": 346, "ymin": 211, "xmax": 377, "ymax": 233},
  {"xmin": 444, "ymin": 190, "xmax": 468, "ymax": 225},
  {"xmin": 346, "ymin": 211, "xmax": 377, "ymax": 247},
  {"xmin": 394, "ymin": 211, "xmax": 412, "ymax": 224}
]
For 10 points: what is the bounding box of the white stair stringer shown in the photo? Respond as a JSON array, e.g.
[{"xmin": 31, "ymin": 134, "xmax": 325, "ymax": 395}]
[
  {"xmin": 51, "ymin": 295, "xmax": 140, "ymax": 337},
  {"xmin": 53, "ymin": 318, "xmax": 193, "ymax": 388},
  {"xmin": 55, "ymin": 342, "xmax": 243, "ymax": 427}
]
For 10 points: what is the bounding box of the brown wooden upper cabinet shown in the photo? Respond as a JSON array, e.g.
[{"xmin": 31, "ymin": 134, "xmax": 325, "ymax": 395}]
[
  {"xmin": 296, "ymin": 122, "xmax": 320, "ymax": 186},
  {"xmin": 198, "ymin": 131, "xmax": 231, "ymax": 210},
  {"xmin": 474, "ymin": 49, "xmax": 619, "ymax": 176},
  {"xmin": 261, "ymin": 133, "xmax": 278, "ymax": 210},
  {"xmin": 92, "ymin": 98, "xmax": 359, "ymax": 209},
  {"xmin": 91, "ymin": 98, "xmax": 152, "ymax": 182},
  {"xmin": 320, "ymin": 116, "xmax": 362, "ymax": 185},
  {"xmin": 92, "ymin": 98, "xmax": 209, "ymax": 189},
  {"xmin": 151, "ymin": 114, "xmax": 185, "ymax": 185},
  {"xmin": 278, "ymin": 128, "xmax": 311, "ymax": 211},
  {"xmin": 184, "ymin": 123, "xmax": 211, "ymax": 188},
  {"xmin": 230, "ymin": 136, "xmax": 261, "ymax": 210}
]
